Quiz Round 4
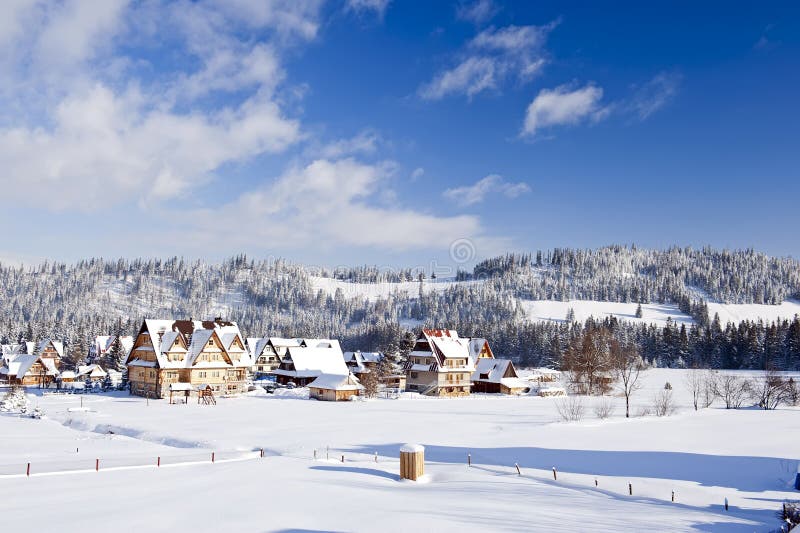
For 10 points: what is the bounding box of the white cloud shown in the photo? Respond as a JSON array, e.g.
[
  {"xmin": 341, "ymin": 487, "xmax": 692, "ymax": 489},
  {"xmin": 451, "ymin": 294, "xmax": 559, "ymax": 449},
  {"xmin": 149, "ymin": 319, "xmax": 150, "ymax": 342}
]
[
  {"xmin": 419, "ymin": 56, "xmax": 496, "ymax": 100},
  {"xmin": 345, "ymin": 0, "xmax": 391, "ymax": 18},
  {"xmin": 627, "ymin": 71, "xmax": 681, "ymax": 120},
  {"xmin": 0, "ymin": 0, "xmax": 317, "ymax": 211},
  {"xmin": 185, "ymin": 158, "xmax": 485, "ymax": 252},
  {"xmin": 522, "ymin": 83, "xmax": 608, "ymax": 137},
  {"xmin": 419, "ymin": 20, "xmax": 557, "ymax": 100},
  {"xmin": 456, "ymin": 0, "xmax": 498, "ymax": 25},
  {"xmin": 410, "ymin": 167, "xmax": 425, "ymax": 181},
  {"xmin": 443, "ymin": 174, "xmax": 531, "ymax": 206},
  {"xmin": 317, "ymin": 130, "xmax": 381, "ymax": 159}
]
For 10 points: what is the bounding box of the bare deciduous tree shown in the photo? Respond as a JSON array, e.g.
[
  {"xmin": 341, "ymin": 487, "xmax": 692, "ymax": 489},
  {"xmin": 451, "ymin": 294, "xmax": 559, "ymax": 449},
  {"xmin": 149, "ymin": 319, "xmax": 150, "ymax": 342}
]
[
  {"xmin": 563, "ymin": 327, "xmax": 613, "ymax": 395},
  {"xmin": 701, "ymin": 370, "xmax": 717, "ymax": 408},
  {"xmin": 685, "ymin": 369, "xmax": 703, "ymax": 410},
  {"xmin": 652, "ymin": 389, "xmax": 676, "ymax": 416},
  {"xmin": 610, "ymin": 340, "xmax": 645, "ymax": 418},
  {"xmin": 749, "ymin": 369, "xmax": 791, "ymax": 410},
  {"xmin": 593, "ymin": 397, "xmax": 615, "ymax": 419},
  {"xmin": 713, "ymin": 374, "xmax": 751, "ymax": 409},
  {"xmin": 555, "ymin": 396, "xmax": 585, "ymax": 422}
]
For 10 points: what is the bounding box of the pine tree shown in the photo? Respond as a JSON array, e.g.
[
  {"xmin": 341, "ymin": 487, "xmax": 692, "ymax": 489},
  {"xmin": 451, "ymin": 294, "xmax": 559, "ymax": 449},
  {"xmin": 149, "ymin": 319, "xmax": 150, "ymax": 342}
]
[{"xmin": 635, "ymin": 303, "xmax": 643, "ymax": 319}]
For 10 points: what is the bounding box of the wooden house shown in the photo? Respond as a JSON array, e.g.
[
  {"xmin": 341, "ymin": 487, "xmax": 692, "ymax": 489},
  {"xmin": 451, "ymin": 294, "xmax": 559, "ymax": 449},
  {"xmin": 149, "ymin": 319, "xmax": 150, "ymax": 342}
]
[
  {"xmin": 0, "ymin": 339, "xmax": 63, "ymax": 387},
  {"xmin": 471, "ymin": 358, "xmax": 530, "ymax": 395},
  {"xmin": 76, "ymin": 364, "xmax": 108, "ymax": 383},
  {"xmin": 273, "ymin": 340, "xmax": 350, "ymax": 386},
  {"xmin": 404, "ymin": 329, "xmax": 475, "ymax": 397},
  {"xmin": 308, "ymin": 373, "xmax": 364, "ymax": 401},
  {"xmin": 246, "ymin": 337, "xmax": 302, "ymax": 377},
  {"xmin": 343, "ymin": 351, "xmax": 382, "ymax": 376},
  {"xmin": 125, "ymin": 319, "xmax": 250, "ymax": 399}
]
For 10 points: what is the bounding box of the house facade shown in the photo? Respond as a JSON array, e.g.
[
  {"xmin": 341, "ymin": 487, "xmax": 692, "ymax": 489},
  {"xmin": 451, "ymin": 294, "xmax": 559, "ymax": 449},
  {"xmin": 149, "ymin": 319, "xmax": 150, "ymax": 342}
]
[
  {"xmin": 404, "ymin": 329, "xmax": 476, "ymax": 397},
  {"xmin": 273, "ymin": 339, "xmax": 350, "ymax": 387},
  {"xmin": 471, "ymin": 358, "xmax": 530, "ymax": 395},
  {"xmin": 246, "ymin": 337, "xmax": 302, "ymax": 377},
  {"xmin": 308, "ymin": 373, "xmax": 364, "ymax": 401},
  {"xmin": 125, "ymin": 319, "xmax": 250, "ymax": 399},
  {"xmin": 0, "ymin": 339, "xmax": 62, "ymax": 387}
]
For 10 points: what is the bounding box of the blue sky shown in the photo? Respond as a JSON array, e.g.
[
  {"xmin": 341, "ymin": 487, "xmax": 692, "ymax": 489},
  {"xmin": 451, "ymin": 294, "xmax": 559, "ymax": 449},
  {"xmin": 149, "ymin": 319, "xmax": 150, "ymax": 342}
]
[{"xmin": 0, "ymin": 0, "xmax": 798, "ymax": 269}]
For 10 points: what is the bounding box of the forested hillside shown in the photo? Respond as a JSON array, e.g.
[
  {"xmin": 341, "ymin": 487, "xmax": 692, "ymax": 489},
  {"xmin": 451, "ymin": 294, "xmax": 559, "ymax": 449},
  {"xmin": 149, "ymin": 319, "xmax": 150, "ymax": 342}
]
[{"xmin": 1, "ymin": 246, "xmax": 799, "ymax": 370}]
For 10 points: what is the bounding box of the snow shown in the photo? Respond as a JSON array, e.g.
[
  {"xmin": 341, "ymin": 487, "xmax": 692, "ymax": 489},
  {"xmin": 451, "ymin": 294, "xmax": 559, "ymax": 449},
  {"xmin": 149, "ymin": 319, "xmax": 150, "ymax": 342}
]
[
  {"xmin": 521, "ymin": 299, "xmax": 694, "ymax": 327},
  {"xmin": 400, "ymin": 444, "xmax": 424, "ymax": 453},
  {"xmin": 310, "ymin": 275, "xmax": 484, "ymax": 302},
  {"xmin": 0, "ymin": 369, "xmax": 798, "ymax": 532},
  {"xmin": 312, "ymin": 275, "xmax": 800, "ymax": 326},
  {"xmin": 706, "ymin": 299, "xmax": 800, "ymax": 324}
]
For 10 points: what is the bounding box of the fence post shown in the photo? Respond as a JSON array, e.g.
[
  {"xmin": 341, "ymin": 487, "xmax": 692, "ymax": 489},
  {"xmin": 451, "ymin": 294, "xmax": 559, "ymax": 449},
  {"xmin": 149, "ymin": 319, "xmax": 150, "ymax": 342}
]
[
  {"xmin": 628, "ymin": 483, "xmax": 632, "ymax": 495},
  {"xmin": 515, "ymin": 463, "xmax": 521, "ymax": 476},
  {"xmin": 26, "ymin": 463, "xmax": 30, "ymax": 477},
  {"xmin": 260, "ymin": 448, "xmax": 264, "ymax": 458},
  {"xmin": 341, "ymin": 455, "xmax": 344, "ymax": 463},
  {"xmin": 212, "ymin": 452, "xmax": 215, "ymax": 463},
  {"xmin": 326, "ymin": 446, "xmax": 329, "ymax": 460},
  {"xmin": 671, "ymin": 490, "xmax": 674, "ymax": 502},
  {"xmin": 158, "ymin": 456, "xmax": 161, "ymax": 468},
  {"xmin": 724, "ymin": 497, "xmax": 728, "ymax": 511},
  {"xmin": 374, "ymin": 452, "xmax": 378, "ymax": 463},
  {"xmin": 314, "ymin": 449, "xmax": 317, "ymax": 460},
  {"xmin": 552, "ymin": 467, "xmax": 557, "ymax": 480},
  {"xmin": 468, "ymin": 453, "xmax": 471, "ymax": 467},
  {"xmin": 95, "ymin": 459, "xmax": 99, "ymax": 472}
]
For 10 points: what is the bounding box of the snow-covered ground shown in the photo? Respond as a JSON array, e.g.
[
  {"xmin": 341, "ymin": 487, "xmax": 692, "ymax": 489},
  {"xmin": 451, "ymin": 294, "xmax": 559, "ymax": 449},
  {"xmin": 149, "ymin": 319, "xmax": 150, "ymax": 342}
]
[
  {"xmin": 310, "ymin": 275, "xmax": 484, "ymax": 302},
  {"xmin": 707, "ymin": 299, "xmax": 800, "ymax": 325},
  {"xmin": 519, "ymin": 299, "xmax": 695, "ymax": 327},
  {"xmin": 1, "ymin": 369, "xmax": 797, "ymax": 532}
]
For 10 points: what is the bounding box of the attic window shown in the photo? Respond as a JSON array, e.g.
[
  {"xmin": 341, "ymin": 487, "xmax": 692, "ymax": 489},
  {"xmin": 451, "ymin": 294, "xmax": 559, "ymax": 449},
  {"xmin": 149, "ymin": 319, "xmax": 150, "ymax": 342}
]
[{"xmin": 207, "ymin": 340, "xmax": 213, "ymax": 346}]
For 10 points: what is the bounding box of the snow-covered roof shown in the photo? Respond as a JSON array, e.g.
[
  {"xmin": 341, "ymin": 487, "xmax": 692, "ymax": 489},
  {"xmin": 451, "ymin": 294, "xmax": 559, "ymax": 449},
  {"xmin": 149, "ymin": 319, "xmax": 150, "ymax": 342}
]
[
  {"xmin": 499, "ymin": 377, "xmax": 529, "ymax": 390},
  {"xmin": 274, "ymin": 343, "xmax": 349, "ymax": 378},
  {"xmin": 1, "ymin": 354, "xmax": 59, "ymax": 377},
  {"xmin": 77, "ymin": 364, "xmax": 107, "ymax": 378},
  {"xmin": 471, "ymin": 358, "xmax": 515, "ymax": 383},
  {"xmin": 135, "ymin": 319, "xmax": 245, "ymax": 369},
  {"xmin": 35, "ymin": 339, "xmax": 64, "ymax": 358},
  {"xmin": 59, "ymin": 371, "xmax": 76, "ymax": 379},
  {"xmin": 94, "ymin": 335, "xmax": 132, "ymax": 356},
  {"xmin": 308, "ymin": 373, "xmax": 363, "ymax": 391}
]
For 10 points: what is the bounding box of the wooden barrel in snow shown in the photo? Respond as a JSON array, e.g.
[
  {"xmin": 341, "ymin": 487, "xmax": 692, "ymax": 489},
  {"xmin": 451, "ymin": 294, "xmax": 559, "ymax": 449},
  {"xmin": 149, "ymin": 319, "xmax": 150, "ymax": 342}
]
[{"xmin": 400, "ymin": 444, "xmax": 424, "ymax": 481}]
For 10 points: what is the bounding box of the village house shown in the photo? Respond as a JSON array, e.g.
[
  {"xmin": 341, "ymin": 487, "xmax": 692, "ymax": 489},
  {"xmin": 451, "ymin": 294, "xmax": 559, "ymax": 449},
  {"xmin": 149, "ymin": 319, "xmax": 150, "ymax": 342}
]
[
  {"xmin": 125, "ymin": 319, "xmax": 251, "ymax": 399},
  {"xmin": 76, "ymin": 364, "xmax": 108, "ymax": 383},
  {"xmin": 272, "ymin": 339, "xmax": 348, "ymax": 387},
  {"xmin": 0, "ymin": 339, "xmax": 63, "ymax": 387},
  {"xmin": 308, "ymin": 373, "xmax": 364, "ymax": 401},
  {"xmin": 404, "ymin": 329, "xmax": 477, "ymax": 397},
  {"xmin": 471, "ymin": 358, "xmax": 530, "ymax": 395},
  {"xmin": 246, "ymin": 337, "xmax": 303, "ymax": 378},
  {"xmin": 343, "ymin": 351, "xmax": 382, "ymax": 376}
]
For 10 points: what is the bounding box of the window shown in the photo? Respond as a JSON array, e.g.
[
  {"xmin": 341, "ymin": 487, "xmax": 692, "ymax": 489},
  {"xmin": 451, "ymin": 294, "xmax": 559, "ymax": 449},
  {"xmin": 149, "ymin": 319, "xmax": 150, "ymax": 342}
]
[
  {"xmin": 207, "ymin": 339, "xmax": 214, "ymax": 346},
  {"xmin": 198, "ymin": 371, "xmax": 207, "ymax": 378},
  {"xmin": 410, "ymin": 372, "xmax": 418, "ymax": 379}
]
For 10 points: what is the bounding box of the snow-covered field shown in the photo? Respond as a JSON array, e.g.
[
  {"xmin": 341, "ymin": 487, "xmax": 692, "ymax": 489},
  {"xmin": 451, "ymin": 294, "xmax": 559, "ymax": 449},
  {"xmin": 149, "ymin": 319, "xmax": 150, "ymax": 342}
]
[
  {"xmin": 310, "ymin": 275, "xmax": 484, "ymax": 302},
  {"xmin": 519, "ymin": 299, "xmax": 694, "ymax": 327},
  {"xmin": 1, "ymin": 369, "xmax": 798, "ymax": 532}
]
